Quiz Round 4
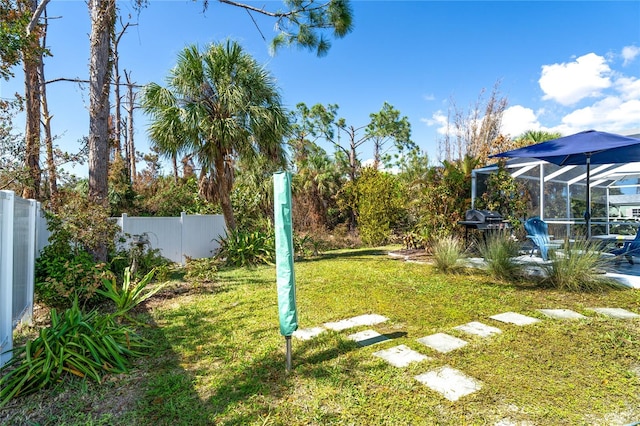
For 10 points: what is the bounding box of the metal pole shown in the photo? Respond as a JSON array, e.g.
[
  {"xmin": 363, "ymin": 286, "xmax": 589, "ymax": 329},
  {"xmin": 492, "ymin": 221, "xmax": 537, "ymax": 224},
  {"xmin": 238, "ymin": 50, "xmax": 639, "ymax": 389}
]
[{"xmin": 285, "ymin": 336, "xmax": 292, "ymax": 373}]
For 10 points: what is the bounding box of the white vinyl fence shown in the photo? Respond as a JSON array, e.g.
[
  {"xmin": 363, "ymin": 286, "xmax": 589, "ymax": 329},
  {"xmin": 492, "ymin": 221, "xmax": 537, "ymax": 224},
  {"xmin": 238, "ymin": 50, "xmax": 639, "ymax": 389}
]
[
  {"xmin": 1, "ymin": 190, "xmax": 46, "ymax": 367},
  {"xmin": 115, "ymin": 213, "xmax": 227, "ymax": 264}
]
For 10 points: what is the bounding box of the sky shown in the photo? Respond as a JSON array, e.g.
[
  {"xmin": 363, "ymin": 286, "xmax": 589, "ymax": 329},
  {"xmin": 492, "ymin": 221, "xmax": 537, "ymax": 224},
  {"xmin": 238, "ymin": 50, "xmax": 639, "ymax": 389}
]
[{"xmin": 1, "ymin": 0, "xmax": 639, "ymax": 176}]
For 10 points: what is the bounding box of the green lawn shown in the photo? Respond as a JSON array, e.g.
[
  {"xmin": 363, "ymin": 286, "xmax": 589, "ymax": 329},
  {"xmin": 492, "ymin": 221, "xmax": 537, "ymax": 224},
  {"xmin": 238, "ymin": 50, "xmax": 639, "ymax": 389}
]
[{"xmin": 2, "ymin": 248, "xmax": 640, "ymax": 425}]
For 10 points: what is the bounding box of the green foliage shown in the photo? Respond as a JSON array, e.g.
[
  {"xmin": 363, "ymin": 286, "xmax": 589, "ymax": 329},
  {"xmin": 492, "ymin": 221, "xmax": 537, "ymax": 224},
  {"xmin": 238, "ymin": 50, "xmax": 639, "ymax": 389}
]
[
  {"xmin": 432, "ymin": 235, "xmax": 465, "ymax": 273},
  {"xmin": 478, "ymin": 232, "xmax": 523, "ymax": 281},
  {"xmin": 35, "ymin": 245, "xmax": 113, "ymax": 310},
  {"xmin": 347, "ymin": 168, "xmax": 407, "ymax": 246},
  {"xmin": 540, "ymin": 240, "xmax": 619, "ymax": 291},
  {"xmin": 109, "ymin": 242, "xmax": 170, "ymax": 283},
  {"xmin": 214, "ymin": 228, "xmax": 275, "ymax": 267},
  {"xmin": 0, "ymin": 300, "xmax": 148, "ymax": 407},
  {"xmin": 408, "ymin": 157, "xmax": 474, "ymax": 247},
  {"xmin": 477, "ymin": 161, "xmax": 530, "ymax": 228},
  {"xmin": 184, "ymin": 257, "xmax": 218, "ymax": 284},
  {"xmin": 134, "ymin": 176, "xmax": 216, "ymax": 217},
  {"xmin": 97, "ymin": 268, "xmax": 162, "ymax": 316}
]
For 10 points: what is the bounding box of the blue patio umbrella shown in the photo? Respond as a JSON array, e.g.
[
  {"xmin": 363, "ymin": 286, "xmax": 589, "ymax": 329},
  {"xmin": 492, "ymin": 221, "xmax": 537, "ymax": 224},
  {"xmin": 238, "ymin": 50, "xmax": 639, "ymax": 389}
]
[{"xmin": 491, "ymin": 130, "xmax": 640, "ymax": 238}]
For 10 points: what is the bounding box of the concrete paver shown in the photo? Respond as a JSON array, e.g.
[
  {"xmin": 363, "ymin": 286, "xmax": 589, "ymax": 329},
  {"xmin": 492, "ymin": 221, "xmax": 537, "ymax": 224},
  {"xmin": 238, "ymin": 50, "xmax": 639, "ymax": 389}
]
[
  {"xmin": 415, "ymin": 366, "xmax": 481, "ymax": 401},
  {"xmin": 417, "ymin": 332, "xmax": 468, "ymax": 353},
  {"xmin": 454, "ymin": 321, "xmax": 502, "ymax": 337},
  {"xmin": 490, "ymin": 312, "xmax": 541, "ymax": 326},
  {"xmin": 373, "ymin": 344, "xmax": 431, "ymax": 368}
]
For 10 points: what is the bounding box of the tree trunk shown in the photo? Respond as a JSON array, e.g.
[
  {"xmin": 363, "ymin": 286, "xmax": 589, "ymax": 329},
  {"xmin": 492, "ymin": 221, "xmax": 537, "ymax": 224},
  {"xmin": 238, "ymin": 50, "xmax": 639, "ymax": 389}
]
[
  {"xmin": 88, "ymin": 0, "xmax": 115, "ymax": 261},
  {"xmin": 214, "ymin": 155, "xmax": 236, "ymax": 231},
  {"xmin": 38, "ymin": 9, "xmax": 58, "ymax": 210},
  {"xmin": 23, "ymin": 58, "xmax": 41, "ymax": 200},
  {"xmin": 125, "ymin": 70, "xmax": 136, "ymax": 183}
]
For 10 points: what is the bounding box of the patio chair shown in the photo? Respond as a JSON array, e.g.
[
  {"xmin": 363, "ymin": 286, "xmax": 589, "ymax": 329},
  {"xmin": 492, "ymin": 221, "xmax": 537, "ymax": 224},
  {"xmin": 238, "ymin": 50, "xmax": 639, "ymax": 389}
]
[
  {"xmin": 610, "ymin": 227, "xmax": 640, "ymax": 265},
  {"xmin": 524, "ymin": 217, "xmax": 559, "ymax": 261}
]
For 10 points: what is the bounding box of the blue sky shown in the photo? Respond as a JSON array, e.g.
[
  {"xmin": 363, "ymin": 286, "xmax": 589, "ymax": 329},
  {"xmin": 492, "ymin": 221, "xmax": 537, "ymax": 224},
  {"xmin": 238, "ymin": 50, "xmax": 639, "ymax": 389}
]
[{"xmin": 1, "ymin": 0, "xmax": 639, "ymax": 176}]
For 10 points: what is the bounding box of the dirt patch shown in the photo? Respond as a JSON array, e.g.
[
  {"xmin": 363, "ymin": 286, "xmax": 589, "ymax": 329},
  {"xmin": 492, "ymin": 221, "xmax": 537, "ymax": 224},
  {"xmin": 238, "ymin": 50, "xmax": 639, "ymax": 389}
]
[{"xmin": 388, "ymin": 248, "xmax": 433, "ymax": 263}]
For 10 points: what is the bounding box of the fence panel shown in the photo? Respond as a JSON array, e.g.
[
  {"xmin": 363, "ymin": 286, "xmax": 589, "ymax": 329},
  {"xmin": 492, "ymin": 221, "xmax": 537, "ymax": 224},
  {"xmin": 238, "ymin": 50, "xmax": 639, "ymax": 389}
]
[
  {"xmin": 116, "ymin": 213, "xmax": 226, "ymax": 264},
  {"xmin": 182, "ymin": 213, "xmax": 226, "ymax": 260},
  {"xmin": 0, "ymin": 191, "xmax": 13, "ymax": 366},
  {"xmin": 12, "ymin": 197, "xmax": 36, "ymax": 327}
]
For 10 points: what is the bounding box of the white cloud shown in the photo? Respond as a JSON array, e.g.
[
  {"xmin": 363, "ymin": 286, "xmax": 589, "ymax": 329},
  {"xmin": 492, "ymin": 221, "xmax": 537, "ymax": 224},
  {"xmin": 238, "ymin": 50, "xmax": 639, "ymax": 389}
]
[
  {"xmin": 423, "ymin": 93, "xmax": 436, "ymax": 101},
  {"xmin": 622, "ymin": 45, "xmax": 640, "ymax": 66},
  {"xmin": 421, "ymin": 110, "xmax": 449, "ymax": 135},
  {"xmin": 615, "ymin": 76, "xmax": 640, "ymax": 101},
  {"xmin": 553, "ymin": 96, "xmax": 640, "ymax": 134},
  {"xmin": 500, "ymin": 105, "xmax": 541, "ymax": 138},
  {"xmin": 539, "ymin": 53, "xmax": 612, "ymax": 106}
]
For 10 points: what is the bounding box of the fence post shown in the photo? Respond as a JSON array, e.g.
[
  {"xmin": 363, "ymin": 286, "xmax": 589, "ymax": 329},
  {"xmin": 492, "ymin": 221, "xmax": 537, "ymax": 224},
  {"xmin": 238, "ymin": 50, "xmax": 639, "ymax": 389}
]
[
  {"xmin": 23, "ymin": 199, "xmax": 37, "ymax": 326},
  {"xmin": 0, "ymin": 191, "xmax": 15, "ymax": 367},
  {"xmin": 180, "ymin": 212, "xmax": 186, "ymax": 265}
]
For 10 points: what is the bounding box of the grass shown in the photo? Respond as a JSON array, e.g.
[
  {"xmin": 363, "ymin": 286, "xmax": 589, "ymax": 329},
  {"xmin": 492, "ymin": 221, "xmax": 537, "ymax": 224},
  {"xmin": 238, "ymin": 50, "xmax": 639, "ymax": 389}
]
[{"xmin": 2, "ymin": 247, "xmax": 640, "ymax": 425}]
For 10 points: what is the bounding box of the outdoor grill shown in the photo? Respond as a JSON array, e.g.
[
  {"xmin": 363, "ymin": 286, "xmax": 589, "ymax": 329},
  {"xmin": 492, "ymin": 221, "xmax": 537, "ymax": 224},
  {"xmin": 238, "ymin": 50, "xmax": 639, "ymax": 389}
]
[
  {"xmin": 458, "ymin": 209, "xmax": 508, "ymax": 230},
  {"xmin": 458, "ymin": 209, "xmax": 510, "ymax": 242}
]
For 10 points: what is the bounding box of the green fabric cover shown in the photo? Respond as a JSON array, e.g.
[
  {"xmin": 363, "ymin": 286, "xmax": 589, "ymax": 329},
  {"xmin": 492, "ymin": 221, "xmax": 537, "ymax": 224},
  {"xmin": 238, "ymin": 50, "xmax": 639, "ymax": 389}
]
[{"xmin": 273, "ymin": 172, "xmax": 298, "ymax": 336}]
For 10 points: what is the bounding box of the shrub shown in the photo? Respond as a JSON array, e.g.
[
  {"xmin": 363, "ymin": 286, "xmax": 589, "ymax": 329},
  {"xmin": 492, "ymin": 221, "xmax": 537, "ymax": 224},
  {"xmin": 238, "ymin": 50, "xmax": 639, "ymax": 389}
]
[
  {"xmin": 35, "ymin": 246, "xmax": 113, "ymax": 310},
  {"xmin": 0, "ymin": 300, "xmax": 149, "ymax": 406},
  {"xmin": 432, "ymin": 236, "xmax": 465, "ymax": 273},
  {"xmin": 97, "ymin": 267, "xmax": 163, "ymax": 317},
  {"xmin": 540, "ymin": 240, "xmax": 619, "ymax": 291},
  {"xmin": 214, "ymin": 228, "xmax": 275, "ymax": 267},
  {"xmin": 478, "ymin": 232, "xmax": 523, "ymax": 281},
  {"xmin": 184, "ymin": 257, "xmax": 218, "ymax": 284}
]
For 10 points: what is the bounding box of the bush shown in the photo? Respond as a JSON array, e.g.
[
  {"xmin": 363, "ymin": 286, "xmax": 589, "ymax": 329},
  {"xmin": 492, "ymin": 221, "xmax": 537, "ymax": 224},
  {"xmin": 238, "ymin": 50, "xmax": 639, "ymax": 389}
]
[
  {"xmin": 214, "ymin": 228, "xmax": 275, "ymax": 267},
  {"xmin": 97, "ymin": 267, "xmax": 163, "ymax": 317},
  {"xmin": 540, "ymin": 240, "xmax": 619, "ymax": 291},
  {"xmin": 432, "ymin": 236, "xmax": 465, "ymax": 273},
  {"xmin": 35, "ymin": 245, "xmax": 113, "ymax": 310},
  {"xmin": 478, "ymin": 232, "xmax": 523, "ymax": 281},
  {"xmin": 0, "ymin": 300, "xmax": 149, "ymax": 406},
  {"xmin": 184, "ymin": 257, "xmax": 218, "ymax": 284}
]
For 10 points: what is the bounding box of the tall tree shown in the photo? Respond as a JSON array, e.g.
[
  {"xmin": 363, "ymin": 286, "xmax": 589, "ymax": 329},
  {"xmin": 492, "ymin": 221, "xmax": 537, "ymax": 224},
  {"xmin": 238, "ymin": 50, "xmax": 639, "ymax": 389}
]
[
  {"xmin": 366, "ymin": 102, "xmax": 413, "ymax": 169},
  {"xmin": 438, "ymin": 81, "xmax": 508, "ymax": 165},
  {"xmin": 142, "ymin": 41, "xmax": 289, "ymax": 230}
]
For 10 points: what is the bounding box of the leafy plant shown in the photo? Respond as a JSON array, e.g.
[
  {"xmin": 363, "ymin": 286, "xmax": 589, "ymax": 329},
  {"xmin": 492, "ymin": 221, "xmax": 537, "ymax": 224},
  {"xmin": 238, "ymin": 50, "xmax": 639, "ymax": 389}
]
[
  {"xmin": 35, "ymin": 246, "xmax": 113, "ymax": 310},
  {"xmin": 0, "ymin": 300, "xmax": 148, "ymax": 407},
  {"xmin": 432, "ymin": 235, "xmax": 465, "ymax": 273},
  {"xmin": 478, "ymin": 232, "xmax": 523, "ymax": 281},
  {"xmin": 540, "ymin": 240, "xmax": 619, "ymax": 291},
  {"xmin": 97, "ymin": 267, "xmax": 163, "ymax": 316},
  {"xmin": 214, "ymin": 228, "xmax": 275, "ymax": 267},
  {"xmin": 184, "ymin": 257, "xmax": 218, "ymax": 284}
]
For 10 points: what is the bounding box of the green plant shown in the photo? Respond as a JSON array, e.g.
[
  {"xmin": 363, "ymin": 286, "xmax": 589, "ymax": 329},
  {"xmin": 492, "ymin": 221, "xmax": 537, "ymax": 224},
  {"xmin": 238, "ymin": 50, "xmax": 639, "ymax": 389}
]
[
  {"xmin": 214, "ymin": 228, "xmax": 275, "ymax": 267},
  {"xmin": 0, "ymin": 300, "xmax": 148, "ymax": 407},
  {"xmin": 35, "ymin": 246, "xmax": 113, "ymax": 310},
  {"xmin": 432, "ymin": 235, "xmax": 465, "ymax": 273},
  {"xmin": 540, "ymin": 240, "xmax": 619, "ymax": 291},
  {"xmin": 184, "ymin": 257, "xmax": 218, "ymax": 284},
  {"xmin": 478, "ymin": 232, "xmax": 523, "ymax": 281},
  {"xmin": 97, "ymin": 267, "xmax": 163, "ymax": 316}
]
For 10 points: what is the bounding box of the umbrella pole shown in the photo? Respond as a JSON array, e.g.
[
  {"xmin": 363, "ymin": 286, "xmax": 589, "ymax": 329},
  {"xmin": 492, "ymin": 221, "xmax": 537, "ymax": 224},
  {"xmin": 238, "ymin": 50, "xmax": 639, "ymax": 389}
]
[
  {"xmin": 585, "ymin": 155, "xmax": 591, "ymax": 239},
  {"xmin": 285, "ymin": 335, "xmax": 292, "ymax": 373}
]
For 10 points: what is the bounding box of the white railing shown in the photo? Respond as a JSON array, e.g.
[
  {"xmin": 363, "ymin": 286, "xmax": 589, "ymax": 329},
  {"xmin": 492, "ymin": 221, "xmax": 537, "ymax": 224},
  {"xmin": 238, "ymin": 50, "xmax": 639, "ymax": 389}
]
[
  {"xmin": 115, "ymin": 213, "xmax": 227, "ymax": 265},
  {"xmin": 1, "ymin": 190, "xmax": 43, "ymax": 367}
]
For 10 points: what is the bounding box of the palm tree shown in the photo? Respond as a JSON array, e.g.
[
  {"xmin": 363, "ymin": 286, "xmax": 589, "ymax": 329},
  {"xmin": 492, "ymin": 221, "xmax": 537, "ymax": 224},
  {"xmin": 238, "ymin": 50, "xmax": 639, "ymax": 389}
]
[{"xmin": 142, "ymin": 40, "xmax": 289, "ymax": 230}]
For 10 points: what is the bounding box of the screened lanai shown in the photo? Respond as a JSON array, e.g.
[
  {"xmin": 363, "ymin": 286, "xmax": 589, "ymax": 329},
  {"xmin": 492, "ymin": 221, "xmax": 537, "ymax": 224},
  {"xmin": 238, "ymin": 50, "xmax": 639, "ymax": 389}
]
[{"xmin": 472, "ymin": 158, "xmax": 640, "ymax": 239}]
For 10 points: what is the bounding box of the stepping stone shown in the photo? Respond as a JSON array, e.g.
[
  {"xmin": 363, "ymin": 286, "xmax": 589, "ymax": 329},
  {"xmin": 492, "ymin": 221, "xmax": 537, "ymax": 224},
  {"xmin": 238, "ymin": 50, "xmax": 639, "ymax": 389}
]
[
  {"xmin": 490, "ymin": 312, "xmax": 540, "ymax": 326},
  {"xmin": 292, "ymin": 327, "xmax": 325, "ymax": 340},
  {"xmin": 537, "ymin": 309, "xmax": 586, "ymax": 320},
  {"xmin": 347, "ymin": 329, "xmax": 390, "ymax": 346},
  {"xmin": 324, "ymin": 314, "xmax": 389, "ymax": 331},
  {"xmin": 415, "ymin": 366, "xmax": 482, "ymax": 401},
  {"xmin": 589, "ymin": 308, "xmax": 640, "ymax": 319},
  {"xmin": 417, "ymin": 332, "xmax": 468, "ymax": 353},
  {"xmin": 372, "ymin": 344, "xmax": 431, "ymax": 368},
  {"xmin": 454, "ymin": 321, "xmax": 502, "ymax": 338}
]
